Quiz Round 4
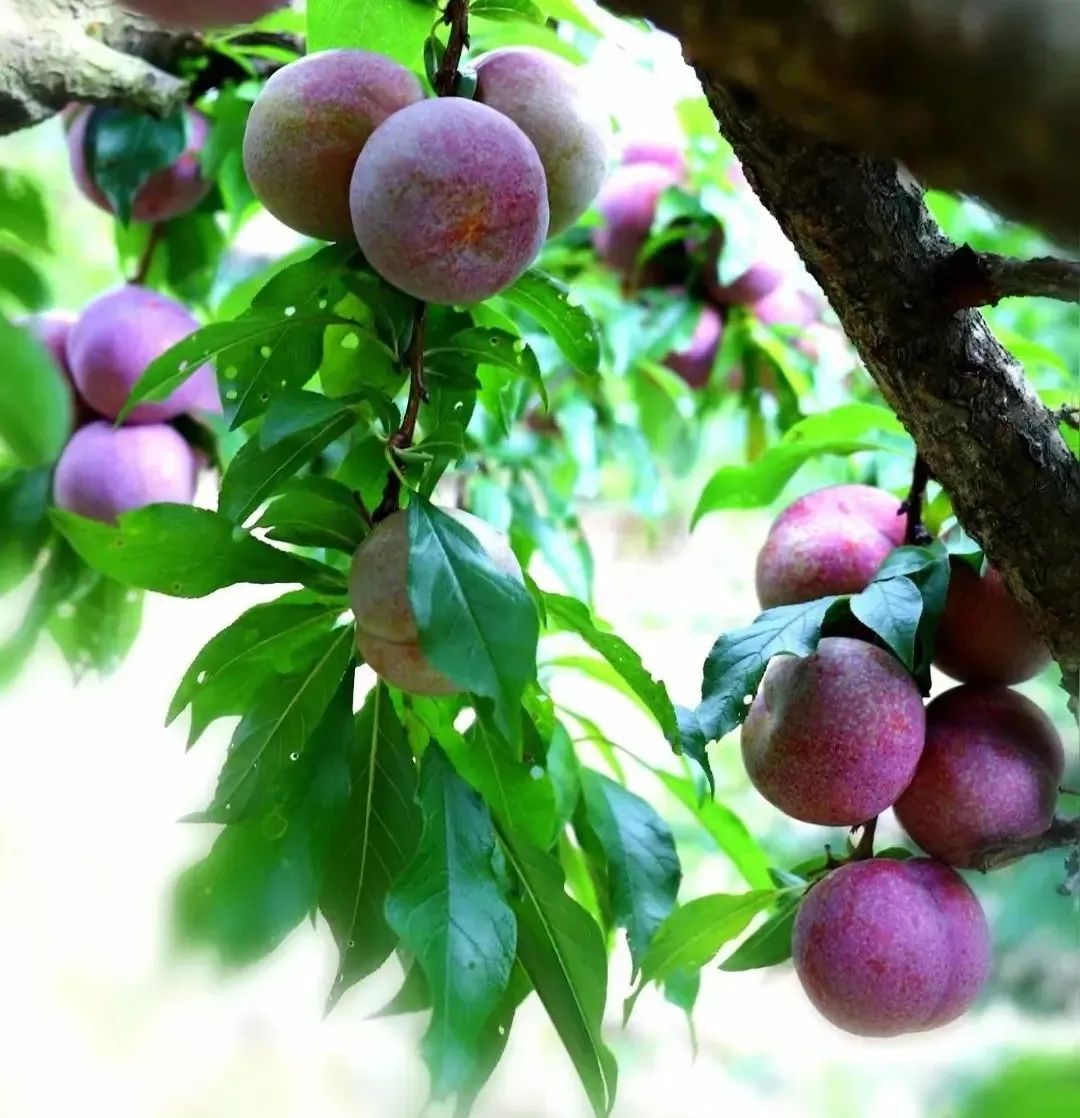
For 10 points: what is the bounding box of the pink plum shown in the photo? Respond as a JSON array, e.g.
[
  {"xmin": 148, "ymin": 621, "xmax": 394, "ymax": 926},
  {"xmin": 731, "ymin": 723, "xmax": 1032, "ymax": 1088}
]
[
  {"xmin": 53, "ymin": 421, "xmax": 198, "ymax": 524},
  {"xmin": 120, "ymin": 1, "xmax": 283, "ymax": 26},
  {"xmin": 742, "ymin": 636, "xmax": 926, "ymax": 825},
  {"xmin": 243, "ymin": 49, "xmax": 424, "ymax": 241},
  {"xmin": 663, "ymin": 305, "xmax": 723, "ymax": 388},
  {"xmin": 619, "ymin": 135, "xmax": 687, "ymax": 178},
  {"xmin": 895, "ymin": 685, "xmax": 1064, "ymax": 868},
  {"xmin": 709, "ymin": 260, "xmax": 786, "ymax": 306},
  {"xmin": 592, "ymin": 162, "xmax": 681, "ymax": 276},
  {"xmin": 350, "ymin": 98, "xmax": 549, "ymax": 304}
]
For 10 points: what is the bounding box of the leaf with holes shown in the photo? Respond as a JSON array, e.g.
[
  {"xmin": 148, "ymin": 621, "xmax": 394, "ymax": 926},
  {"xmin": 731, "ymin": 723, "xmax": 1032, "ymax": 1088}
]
[
  {"xmin": 499, "ymin": 270, "xmax": 601, "ymax": 379},
  {"xmin": 257, "ymin": 476, "xmax": 370, "ymax": 554},
  {"xmin": 427, "ymin": 327, "xmax": 547, "ymax": 408},
  {"xmin": 48, "ymin": 573, "xmax": 143, "ymax": 677}
]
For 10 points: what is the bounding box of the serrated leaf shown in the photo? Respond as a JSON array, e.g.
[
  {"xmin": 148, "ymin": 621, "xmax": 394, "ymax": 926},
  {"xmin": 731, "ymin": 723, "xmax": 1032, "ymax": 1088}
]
[
  {"xmin": 199, "ymin": 624, "xmax": 354, "ymax": 822},
  {"xmin": 499, "ymin": 833, "xmax": 618, "ymax": 1118},
  {"xmin": 500, "ymin": 270, "xmax": 601, "ymax": 379},
  {"xmin": 0, "ymin": 316, "xmax": 73, "ymax": 467},
  {"xmin": 52, "ymin": 505, "xmax": 345, "ymax": 598},
  {"xmin": 307, "ymin": 0, "xmax": 437, "ymax": 68},
  {"xmin": 47, "ymin": 573, "xmax": 143, "ymax": 677},
  {"xmin": 0, "ymin": 467, "xmax": 52, "ymax": 593},
  {"xmin": 580, "ymin": 769, "xmax": 681, "ymax": 972},
  {"xmin": 849, "ymin": 574, "xmax": 923, "ymax": 669},
  {"xmin": 695, "ymin": 596, "xmax": 840, "ymax": 743},
  {"xmin": 174, "ymin": 675, "xmax": 353, "ymax": 964},
  {"xmin": 322, "ymin": 684, "xmax": 422, "ymax": 1005},
  {"xmin": 408, "ymin": 497, "xmax": 539, "ymax": 738},
  {"xmin": 720, "ymin": 893, "xmax": 801, "ymax": 972},
  {"xmin": 257, "ymin": 476, "xmax": 369, "ymax": 554},
  {"xmin": 168, "ymin": 590, "xmax": 342, "ymax": 744},
  {"xmin": 542, "ymin": 592, "xmax": 678, "ymax": 744},
  {"xmin": 385, "ymin": 747, "xmax": 517, "ymax": 1099}
]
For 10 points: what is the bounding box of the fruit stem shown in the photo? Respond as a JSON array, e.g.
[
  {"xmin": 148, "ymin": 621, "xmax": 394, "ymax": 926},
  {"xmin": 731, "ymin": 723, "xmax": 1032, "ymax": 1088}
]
[
  {"xmin": 899, "ymin": 453, "xmax": 933, "ymax": 545},
  {"xmin": 851, "ymin": 817, "xmax": 877, "ymax": 860},
  {"xmin": 130, "ymin": 222, "xmax": 165, "ymax": 285},
  {"xmin": 973, "ymin": 815, "xmax": 1080, "ymax": 873},
  {"xmin": 434, "ymin": 0, "xmax": 471, "ymax": 97}
]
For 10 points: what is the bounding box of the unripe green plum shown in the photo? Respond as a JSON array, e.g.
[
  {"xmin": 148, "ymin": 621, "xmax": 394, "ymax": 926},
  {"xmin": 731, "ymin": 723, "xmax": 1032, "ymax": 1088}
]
[
  {"xmin": 663, "ymin": 305, "xmax": 722, "ymax": 389},
  {"xmin": 933, "ymin": 560, "xmax": 1051, "ymax": 684},
  {"xmin": 350, "ymin": 98, "xmax": 549, "ymax": 304},
  {"xmin": 67, "ymin": 286, "xmax": 219, "ymax": 424},
  {"xmin": 120, "ymin": 1, "xmax": 283, "ymax": 26},
  {"xmin": 756, "ymin": 484, "xmax": 906, "ymax": 608},
  {"xmin": 474, "ymin": 47, "xmax": 610, "ymax": 236},
  {"xmin": 593, "ymin": 162, "xmax": 680, "ymax": 276},
  {"xmin": 742, "ymin": 636, "xmax": 925, "ymax": 825},
  {"xmin": 793, "ymin": 858, "xmax": 989, "ymax": 1036},
  {"xmin": 348, "ymin": 508, "xmax": 523, "ymax": 695},
  {"xmin": 895, "ymin": 685, "xmax": 1064, "ymax": 868},
  {"xmin": 53, "ymin": 421, "xmax": 197, "ymax": 524},
  {"xmin": 69, "ymin": 106, "xmax": 211, "ymax": 224},
  {"xmin": 243, "ymin": 50, "xmax": 424, "ymax": 241}
]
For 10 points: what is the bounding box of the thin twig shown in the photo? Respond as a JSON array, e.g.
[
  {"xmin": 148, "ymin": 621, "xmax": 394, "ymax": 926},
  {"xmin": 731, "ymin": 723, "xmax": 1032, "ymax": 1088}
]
[
  {"xmin": 898, "ymin": 454, "xmax": 933, "ymax": 545},
  {"xmin": 938, "ymin": 245, "xmax": 1080, "ymax": 310},
  {"xmin": 1051, "ymin": 404, "xmax": 1080, "ymax": 430},
  {"xmin": 130, "ymin": 223, "xmax": 164, "ymax": 285},
  {"xmin": 433, "ymin": 0, "xmax": 471, "ymax": 97},
  {"xmin": 974, "ymin": 816, "xmax": 1080, "ymax": 872}
]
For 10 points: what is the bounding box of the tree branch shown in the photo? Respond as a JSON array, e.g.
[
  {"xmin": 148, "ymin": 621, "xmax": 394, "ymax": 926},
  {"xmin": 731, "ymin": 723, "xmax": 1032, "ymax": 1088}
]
[
  {"xmin": 698, "ymin": 80, "xmax": 1080, "ymax": 678},
  {"xmin": 937, "ymin": 246, "xmax": 1080, "ymax": 310},
  {"xmin": 973, "ymin": 816, "xmax": 1080, "ymax": 872},
  {"xmin": 607, "ymin": 0, "xmax": 1079, "ymax": 242},
  {"xmin": 898, "ymin": 455, "xmax": 933, "ymax": 545}
]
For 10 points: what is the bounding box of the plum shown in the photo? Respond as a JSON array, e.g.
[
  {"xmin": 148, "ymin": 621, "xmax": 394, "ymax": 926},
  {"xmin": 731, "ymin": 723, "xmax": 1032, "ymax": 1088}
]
[
  {"xmin": 592, "ymin": 162, "xmax": 680, "ymax": 276},
  {"xmin": 243, "ymin": 50, "xmax": 424, "ymax": 241},
  {"xmin": 895, "ymin": 685, "xmax": 1064, "ymax": 868},
  {"xmin": 619, "ymin": 135, "xmax": 686, "ymax": 178},
  {"xmin": 53, "ymin": 421, "xmax": 197, "ymax": 523},
  {"xmin": 709, "ymin": 260, "xmax": 785, "ymax": 306},
  {"xmin": 21, "ymin": 311, "xmax": 76, "ymax": 376},
  {"xmin": 793, "ymin": 857, "xmax": 989, "ymax": 1036},
  {"xmin": 756, "ymin": 484, "xmax": 906, "ymax": 608},
  {"xmin": 663, "ymin": 305, "xmax": 722, "ymax": 388},
  {"xmin": 475, "ymin": 47, "xmax": 610, "ymax": 236},
  {"xmin": 350, "ymin": 98, "xmax": 548, "ymax": 304},
  {"xmin": 933, "ymin": 560, "xmax": 1051, "ymax": 684},
  {"xmin": 742, "ymin": 636, "xmax": 926, "ymax": 825},
  {"xmin": 67, "ymin": 286, "xmax": 219, "ymax": 424},
  {"xmin": 69, "ymin": 106, "xmax": 211, "ymax": 224},
  {"xmin": 120, "ymin": 1, "xmax": 282, "ymax": 26},
  {"xmin": 348, "ymin": 508, "xmax": 523, "ymax": 695},
  {"xmin": 753, "ymin": 285, "xmax": 819, "ymax": 329}
]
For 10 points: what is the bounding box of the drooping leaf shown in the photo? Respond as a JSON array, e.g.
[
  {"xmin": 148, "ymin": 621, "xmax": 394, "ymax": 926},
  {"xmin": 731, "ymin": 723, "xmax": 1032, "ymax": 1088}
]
[
  {"xmin": 385, "ymin": 747, "xmax": 517, "ymax": 1099},
  {"xmin": 720, "ymin": 893, "xmax": 803, "ymax": 972},
  {"xmin": 52, "ymin": 505, "xmax": 346, "ymax": 598},
  {"xmin": 580, "ymin": 769, "xmax": 681, "ymax": 971},
  {"xmin": 257, "ymin": 476, "xmax": 369, "ymax": 554},
  {"xmin": 174, "ymin": 675, "xmax": 353, "ymax": 964},
  {"xmin": 674, "ymin": 705, "xmax": 714, "ymax": 794},
  {"xmin": 408, "ymin": 497, "xmax": 539, "ymax": 737},
  {"xmin": 322, "ymin": 684, "xmax": 422, "ymax": 1005},
  {"xmin": 0, "ymin": 316, "xmax": 73, "ymax": 467},
  {"xmin": 47, "ymin": 573, "xmax": 143, "ymax": 676},
  {"xmin": 849, "ymin": 574, "xmax": 923, "ymax": 670},
  {"xmin": 0, "ymin": 467, "xmax": 52, "ymax": 593},
  {"xmin": 499, "ymin": 833, "xmax": 618, "ymax": 1118},
  {"xmin": 499, "ymin": 270, "xmax": 601, "ymax": 379},
  {"xmin": 307, "ymin": 0, "xmax": 437, "ymax": 68}
]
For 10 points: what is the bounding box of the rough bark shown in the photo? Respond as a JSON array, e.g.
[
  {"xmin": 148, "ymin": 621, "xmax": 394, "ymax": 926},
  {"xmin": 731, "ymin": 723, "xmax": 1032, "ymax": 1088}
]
[
  {"xmin": 610, "ymin": 0, "xmax": 1080, "ymax": 244},
  {"xmin": 937, "ymin": 247, "xmax": 1080, "ymax": 311},
  {"xmin": 700, "ymin": 78, "xmax": 1080, "ymax": 683}
]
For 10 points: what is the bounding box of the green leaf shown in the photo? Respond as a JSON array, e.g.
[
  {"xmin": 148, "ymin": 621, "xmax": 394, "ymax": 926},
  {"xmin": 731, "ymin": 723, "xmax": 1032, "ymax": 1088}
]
[
  {"xmin": 499, "ymin": 833, "xmax": 618, "ymax": 1118},
  {"xmin": 542, "ymin": 592, "xmax": 678, "ymax": 744},
  {"xmin": 48, "ymin": 573, "xmax": 143, "ymax": 676},
  {"xmin": 218, "ymin": 407, "xmax": 357, "ymax": 523},
  {"xmin": 52, "ymin": 505, "xmax": 346, "ymax": 598},
  {"xmin": 259, "ymin": 390, "xmax": 357, "ymax": 449},
  {"xmin": 428, "ymin": 327, "xmax": 547, "ymax": 408},
  {"xmin": 872, "ymin": 540, "xmax": 951, "ymax": 681},
  {"xmin": 0, "ymin": 468, "xmax": 52, "ymax": 593},
  {"xmin": 83, "ymin": 106, "xmax": 187, "ymax": 224},
  {"xmin": 655, "ymin": 771, "xmax": 773, "ymax": 890},
  {"xmin": 386, "ymin": 747, "xmax": 517, "ymax": 1099},
  {"xmin": 674, "ymin": 705, "xmax": 713, "ymax": 795},
  {"xmin": 849, "ymin": 574, "xmax": 923, "ymax": 670},
  {"xmin": 307, "ymin": 0, "xmax": 437, "ymax": 68},
  {"xmin": 720, "ymin": 894, "xmax": 802, "ymax": 972},
  {"xmin": 472, "ymin": 0, "xmax": 545, "ymax": 22},
  {"xmin": 408, "ymin": 497, "xmax": 539, "ymax": 737},
  {"xmin": 174, "ymin": 675, "xmax": 353, "ymax": 964},
  {"xmin": 500, "ymin": 270, "xmax": 601, "ymax": 380},
  {"xmin": 168, "ymin": 590, "xmax": 342, "ymax": 744},
  {"xmin": 0, "ymin": 316, "xmax": 73, "ymax": 467},
  {"xmin": 0, "ymin": 169, "xmax": 50, "ymax": 250},
  {"xmin": 322, "ymin": 685, "xmax": 423, "ymax": 1005},
  {"xmin": 635, "ymin": 890, "xmax": 778, "ymax": 989},
  {"xmin": 0, "ymin": 247, "xmax": 50, "ymax": 310},
  {"xmin": 696, "ymin": 596, "xmax": 840, "ymax": 743},
  {"xmin": 199, "ymin": 624, "xmax": 354, "ymax": 822},
  {"xmin": 580, "ymin": 769, "xmax": 680, "ymax": 971},
  {"xmin": 691, "ymin": 404, "xmax": 908, "ymax": 524},
  {"xmin": 257, "ymin": 476, "xmax": 369, "ymax": 554}
]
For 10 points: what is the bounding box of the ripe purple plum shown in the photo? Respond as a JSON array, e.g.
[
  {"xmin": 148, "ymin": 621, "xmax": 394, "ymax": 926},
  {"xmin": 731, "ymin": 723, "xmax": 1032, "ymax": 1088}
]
[
  {"xmin": 243, "ymin": 50, "xmax": 424, "ymax": 241},
  {"xmin": 709, "ymin": 260, "xmax": 785, "ymax": 306},
  {"xmin": 348, "ymin": 509, "xmax": 523, "ymax": 695},
  {"xmin": 120, "ymin": 1, "xmax": 282, "ymax": 26},
  {"xmin": 475, "ymin": 47, "xmax": 610, "ymax": 236},
  {"xmin": 593, "ymin": 162, "xmax": 680, "ymax": 276},
  {"xmin": 742, "ymin": 636, "xmax": 926, "ymax": 825},
  {"xmin": 933, "ymin": 561, "xmax": 1051, "ymax": 684},
  {"xmin": 756, "ymin": 484, "xmax": 906, "ymax": 608},
  {"xmin": 753, "ymin": 285, "xmax": 819, "ymax": 329},
  {"xmin": 618, "ymin": 135, "xmax": 687, "ymax": 178},
  {"xmin": 663, "ymin": 305, "xmax": 722, "ymax": 389},
  {"xmin": 793, "ymin": 858, "xmax": 989, "ymax": 1036},
  {"xmin": 67, "ymin": 286, "xmax": 219, "ymax": 424},
  {"xmin": 351, "ymin": 98, "xmax": 548, "ymax": 304},
  {"xmin": 895, "ymin": 685, "xmax": 1064, "ymax": 868},
  {"xmin": 53, "ymin": 421, "xmax": 198, "ymax": 524},
  {"xmin": 69, "ymin": 106, "xmax": 211, "ymax": 223}
]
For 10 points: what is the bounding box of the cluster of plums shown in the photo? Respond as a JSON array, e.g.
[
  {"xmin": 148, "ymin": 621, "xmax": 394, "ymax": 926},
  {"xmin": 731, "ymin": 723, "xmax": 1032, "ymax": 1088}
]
[
  {"xmin": 25, "ymin": 289, "xmax": 218, "ymax": 524},
  {"xmin": 593, "ymin": 140, "xmax": 823, "ymax": 389},
  {"xmin": 241, "ymin": 46, "xmax": 610, "ymax": 304},
  {"xmin": 746, "ymin": 483, "xmax": 1061, "ymax": 1036}
]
